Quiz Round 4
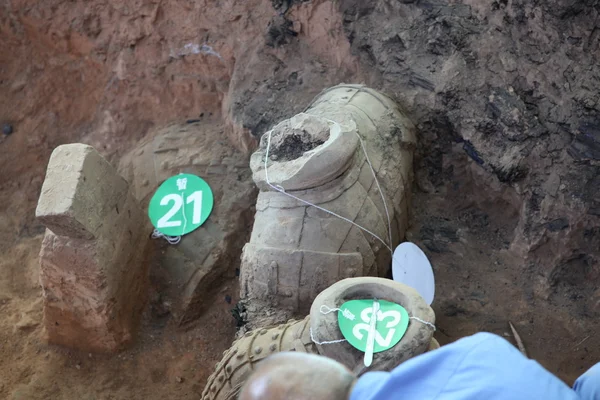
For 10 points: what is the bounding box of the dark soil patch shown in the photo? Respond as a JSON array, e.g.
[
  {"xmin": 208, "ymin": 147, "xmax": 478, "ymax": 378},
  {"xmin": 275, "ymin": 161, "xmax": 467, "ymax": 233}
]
[{"xmin": 270, "ymin": 130, "xmax": 324, "ymax": 161}]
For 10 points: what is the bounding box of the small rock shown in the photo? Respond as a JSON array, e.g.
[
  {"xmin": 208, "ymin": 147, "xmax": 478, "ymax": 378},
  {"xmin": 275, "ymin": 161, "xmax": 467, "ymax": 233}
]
[
  {"xmin": 532, "ymin": 275, "xmax": 551, "ymax": 301},
  {"xmin": 583, "ymin": 98, "xmax": 597, "ymax": 109},
  {"xmin": 14, "ymin": 314, "xmax": 39, "ymax": 332},
  {"xmin": 292, "ymin": 20, "xmax": 302, "ymax": 34},
  {"xmin": 225, "ymin": 295, "xmax": 232, "ymax": 304},
  {"xmin": 2, "ymin": 124, "xmax": 13, "ymax": 135},
  {"xmin": 10, "ymin": 80, "xmax": 26, "ymax": 93},
  {"xmin": 547, "ymin": 218, "xmax": 569, "ymax": 232},
  {"xmin": 176, "ymin": 376, "xmax": 184, "ymax": 383},
  {"xmin": 542, "ymin": 172, "xmax": 561, "ymax": 197},
  {"xmin": 75, "ymin": 363, "xmax": 81, "ymax": 370}
]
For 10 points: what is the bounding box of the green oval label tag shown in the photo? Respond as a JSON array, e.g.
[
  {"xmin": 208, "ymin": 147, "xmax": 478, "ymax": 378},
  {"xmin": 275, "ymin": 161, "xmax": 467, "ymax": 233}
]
[
  {"xmin": 148, "ymin": 174, "xmax": 214, "ymax": 236},
  {"xmin": 338, "ymin": 299, "xmax": 409, "ymax": 353}
]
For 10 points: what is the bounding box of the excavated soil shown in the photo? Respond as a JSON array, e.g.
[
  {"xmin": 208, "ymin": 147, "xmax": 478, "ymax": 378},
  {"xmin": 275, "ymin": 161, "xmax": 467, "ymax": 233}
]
[
  {"xmin": 270, "ymin": 131, "xmax": 325, "ymax": 161},
  {"xmin": 1, "ymin": 0, "xmax": 599, "ymax": 398}
]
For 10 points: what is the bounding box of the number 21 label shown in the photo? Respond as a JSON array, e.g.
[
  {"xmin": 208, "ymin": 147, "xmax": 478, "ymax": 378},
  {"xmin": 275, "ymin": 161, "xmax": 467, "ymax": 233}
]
[{"xmin": 148, "ymin": 174, "xmax": 214, "ymax": 236}]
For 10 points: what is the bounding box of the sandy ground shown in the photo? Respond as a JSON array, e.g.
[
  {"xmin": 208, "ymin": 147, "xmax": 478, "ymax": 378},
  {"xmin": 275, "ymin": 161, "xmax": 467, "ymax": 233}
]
[{"xmin": 0, "ymin": 236, "xmax": 241, "ymax": 399}]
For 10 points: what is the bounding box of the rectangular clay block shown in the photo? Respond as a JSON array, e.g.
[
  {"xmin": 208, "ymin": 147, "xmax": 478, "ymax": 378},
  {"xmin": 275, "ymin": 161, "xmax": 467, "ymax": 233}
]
[
  {"xmin": 36, "ymin": 144, "xmax": 129, "ymax": 240},
  {"xmin": 39, "ymin": 193, "xmax": 149, "ymax": 352},
  {"xmin": 36, "ymin": 143, "xmax": 150, "ymax": 353}
]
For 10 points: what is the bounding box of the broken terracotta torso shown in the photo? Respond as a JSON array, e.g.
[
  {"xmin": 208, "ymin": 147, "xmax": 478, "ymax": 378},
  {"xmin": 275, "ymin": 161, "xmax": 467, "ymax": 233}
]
[{"xmin": 240, "ymin": 84, "xmax": 417, "ymax": 322}]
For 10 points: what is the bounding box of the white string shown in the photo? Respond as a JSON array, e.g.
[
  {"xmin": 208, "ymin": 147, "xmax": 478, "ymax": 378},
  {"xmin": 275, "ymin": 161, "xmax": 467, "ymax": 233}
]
[
  {"xmin": 310, "ymin": 327, "xmax": 348, "ymax": 345},
  {"xmin": 321, "ymin": 305, "xmax": 356, "ymax": 320},
  {"xmin": 354, "ymin": 127, "xmax": 393, "ymax": 256},
  {"xmin": 180, "ymin": 191, "xmax": 187, "ymax": 236},
  {"xmin": 151, "ymin": 229, "xmax": 181, "ymax": 245},
  {"xmin": 319, "ymin": 305, "xmax": 341, "ymax": 314},
  {"xmin": 410, "ymin": 317, "xmax": 436, "ymax": 331},
  {"xmin": 264, "ymin": 119, "xmax": 393, "ymax": 256}
]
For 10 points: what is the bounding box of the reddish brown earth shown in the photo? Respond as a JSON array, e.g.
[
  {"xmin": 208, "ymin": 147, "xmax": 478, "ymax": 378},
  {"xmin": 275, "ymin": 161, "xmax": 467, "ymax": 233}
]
[{"xmin": 1, "ymin": 0, "xmax": 599, "ymax": 398}]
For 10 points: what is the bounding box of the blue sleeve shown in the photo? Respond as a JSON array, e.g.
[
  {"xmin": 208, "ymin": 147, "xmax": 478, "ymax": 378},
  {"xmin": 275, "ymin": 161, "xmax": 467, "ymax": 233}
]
[
  {"xmin": 574, "ymin": 362, "xmax": 600, "ymax": 399},
  {"xmin": 350, "ymin": 332, "xmax": 581, "ymax": 400}
]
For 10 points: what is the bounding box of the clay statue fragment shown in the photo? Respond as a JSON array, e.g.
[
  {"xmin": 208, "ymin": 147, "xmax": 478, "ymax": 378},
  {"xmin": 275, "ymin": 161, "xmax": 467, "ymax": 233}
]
[
  {"xmin": 202, "ymin": 277, "xmax": 436, "ymax": 400},
  {"xmin": 240, "ymin": 84, "xmax": 416, "ymax": 320},
  {"xmin": 36, "ymin": 144, "xmax": 150, "ymax": 352}
]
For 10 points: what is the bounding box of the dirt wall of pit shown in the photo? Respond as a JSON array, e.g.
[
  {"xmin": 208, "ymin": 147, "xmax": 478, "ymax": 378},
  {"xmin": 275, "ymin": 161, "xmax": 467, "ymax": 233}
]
[{"xmin": 0, "ymin": 0, "xmax": 599, "ymax": 395}]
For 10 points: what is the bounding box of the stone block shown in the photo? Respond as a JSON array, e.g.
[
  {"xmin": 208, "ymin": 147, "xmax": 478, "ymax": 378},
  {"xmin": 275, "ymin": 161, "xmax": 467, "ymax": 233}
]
[
  {"xmin": 36, "ymin": 144, "xmax": 129, "ymax": 240},
  {"xmin": 36, "ymin": 144, "xmax": 149, "ymax": 353}
]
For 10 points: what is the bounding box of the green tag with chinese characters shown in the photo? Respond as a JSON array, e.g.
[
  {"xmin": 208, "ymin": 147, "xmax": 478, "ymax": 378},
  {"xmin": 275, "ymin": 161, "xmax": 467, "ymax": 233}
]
[
  {"xmin": 338, "ymin": 299, "xmax": 409, "ymax": 353},
  {"xmin": 148, "ymin": 174, "xmax": 214, "ymax": 236}
]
